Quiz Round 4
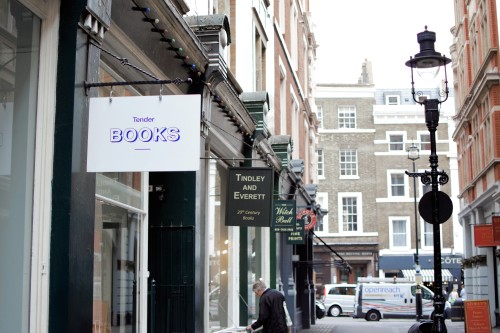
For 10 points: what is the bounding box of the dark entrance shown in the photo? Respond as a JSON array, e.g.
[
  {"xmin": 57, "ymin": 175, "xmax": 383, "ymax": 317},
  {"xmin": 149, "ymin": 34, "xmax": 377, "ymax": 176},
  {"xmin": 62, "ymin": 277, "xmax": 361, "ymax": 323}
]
[{"xmin": 148, "ymin": 172, "xmax": 197, "ymax": 333}]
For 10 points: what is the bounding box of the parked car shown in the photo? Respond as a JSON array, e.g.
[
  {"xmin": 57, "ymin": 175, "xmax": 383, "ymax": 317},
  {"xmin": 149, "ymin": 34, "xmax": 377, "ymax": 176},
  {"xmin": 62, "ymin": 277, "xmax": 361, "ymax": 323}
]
[
  {"xmin": 316, "ymin": 300, "xmax": 326, "ymax": 319},
  {"xmin": 321, "ymin": 283, "xmax": 356, "ymax": 317}
]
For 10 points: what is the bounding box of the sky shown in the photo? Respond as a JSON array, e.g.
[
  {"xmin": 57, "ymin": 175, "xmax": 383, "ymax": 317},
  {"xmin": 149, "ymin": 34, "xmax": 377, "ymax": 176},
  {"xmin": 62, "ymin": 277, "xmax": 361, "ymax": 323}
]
[{"xmin": 310, "ymin": 0, "xmax": 456, "ymax": 88}]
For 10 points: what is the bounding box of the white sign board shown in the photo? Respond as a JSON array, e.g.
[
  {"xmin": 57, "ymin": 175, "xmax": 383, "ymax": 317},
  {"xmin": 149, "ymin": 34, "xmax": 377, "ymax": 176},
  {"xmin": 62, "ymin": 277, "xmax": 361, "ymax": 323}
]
[{"xmin": 87, "ymin": 95, "xmax": 201, "ymax": 172}]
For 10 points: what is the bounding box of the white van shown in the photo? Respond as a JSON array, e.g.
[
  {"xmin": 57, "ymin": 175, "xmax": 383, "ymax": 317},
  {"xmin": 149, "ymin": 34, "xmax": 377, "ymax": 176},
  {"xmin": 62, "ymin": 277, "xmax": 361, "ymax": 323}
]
[
  {"xmin": 321, "ymin": 284, "xmax": 356, "ymax": 317},
  {"xmin": 353, "ymin": 281, "xmax": 435, "ymax": 321}
]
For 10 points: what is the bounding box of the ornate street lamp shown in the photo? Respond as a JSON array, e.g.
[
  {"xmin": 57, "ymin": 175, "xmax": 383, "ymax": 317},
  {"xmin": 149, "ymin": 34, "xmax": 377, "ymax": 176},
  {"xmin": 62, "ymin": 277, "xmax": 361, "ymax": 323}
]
[
  {"xmin": 405, "ymin": 27, "xmax": 453, "ymax": 333},
  {"xmin": 407, "ymin": 143, "xmax": 422, "ymax": 321}
]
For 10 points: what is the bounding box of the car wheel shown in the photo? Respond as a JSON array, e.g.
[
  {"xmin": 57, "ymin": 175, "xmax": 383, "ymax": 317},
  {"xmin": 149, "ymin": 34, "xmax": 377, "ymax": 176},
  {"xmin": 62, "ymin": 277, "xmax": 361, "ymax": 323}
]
[
  {"xmin": 329, "ymin": 305, "xmax": 341, "ymax": 317},
  {"xmin": 365, "ymin": 310, "xmax": 381, "ymax": 321}
]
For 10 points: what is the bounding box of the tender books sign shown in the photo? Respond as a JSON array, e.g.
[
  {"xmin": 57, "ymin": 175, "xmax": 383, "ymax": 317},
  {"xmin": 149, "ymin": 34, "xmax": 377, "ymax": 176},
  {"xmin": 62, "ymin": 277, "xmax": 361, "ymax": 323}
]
[
  {"xmin": 87, "ymin": 95, "xmax": 201, "ymax": 172},
  {"xmin": 225, "ymin": 167, "xmax": 273, "ymax": 227}
]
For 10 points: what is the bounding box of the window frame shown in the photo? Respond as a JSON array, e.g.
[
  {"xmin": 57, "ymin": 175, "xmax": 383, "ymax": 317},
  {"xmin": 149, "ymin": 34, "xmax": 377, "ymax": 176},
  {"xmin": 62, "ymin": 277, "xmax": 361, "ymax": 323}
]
[
  {"xmin": 389, "ymin": 216, "xmax": 410, "ymax": 250},
  {"xmin": 339, "ymin": 149, "xmax": 358, "ymax": 179},
  {"xmin": 338, "ymin": 105, "xmax": 356, "ymax": 129},
  {"xmin": 388, "ymin": 132, "xmax": 405, "ymax": 151},
  {"xmin": 385, "ymin": 95, "xmax": 400, "ymax": 105},
  {"xmin": 338, "ymin": 192, "xmax": 362, "ymax": 233},
  {"xmin": 422, "ymin": 219, "xmax": 435, "ymax": 249},
  {"xmin": 387, "ymin": 170, "xmax": 408, "ymax": 198},
  {"xmin": 314, "ymin": 192, "xmax": 329, "ymax": 234},
  {"xmin": 316, "ymin": 148, "xmax": 325, "ymax": 179},
  {"xmin": 418, "ymin": 131, "xmax": 431, "ymax": 151},
  {"xmin": 316, "ymin": 105, "xmax": 324, "ymax": 129}
]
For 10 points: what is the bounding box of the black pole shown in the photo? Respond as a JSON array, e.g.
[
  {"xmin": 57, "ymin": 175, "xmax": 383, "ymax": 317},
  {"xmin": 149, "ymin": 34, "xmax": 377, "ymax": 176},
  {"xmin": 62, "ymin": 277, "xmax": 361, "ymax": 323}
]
[
  {"xmin": 425, "ymin": 99, "xmax": 447, "ymax": 333},
  {"xmin": 412, "ymin": 159, "xmax": 423, "ymax": 321}
]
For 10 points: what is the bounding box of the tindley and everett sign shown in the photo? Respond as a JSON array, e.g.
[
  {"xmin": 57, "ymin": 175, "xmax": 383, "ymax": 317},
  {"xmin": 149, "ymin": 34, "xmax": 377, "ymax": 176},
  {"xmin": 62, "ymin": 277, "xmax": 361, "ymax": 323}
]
[
  {"xmin": 87, "ymin": 95, "xmax": 201, "ymax": 172},
  {"xmin": 225, "ymin": 167, "xmax": 273, "ymax": 227}
]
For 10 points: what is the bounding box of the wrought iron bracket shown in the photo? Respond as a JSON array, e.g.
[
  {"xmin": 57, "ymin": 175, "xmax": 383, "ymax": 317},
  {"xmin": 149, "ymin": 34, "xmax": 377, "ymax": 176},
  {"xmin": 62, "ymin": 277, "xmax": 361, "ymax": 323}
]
[
  {"xmin": 83, "ymin": 77, "xmax": 192, "ymax": 96},
  {"xmin": 405, "ymin": 169, "xmax": 449, "ymax": 186}
]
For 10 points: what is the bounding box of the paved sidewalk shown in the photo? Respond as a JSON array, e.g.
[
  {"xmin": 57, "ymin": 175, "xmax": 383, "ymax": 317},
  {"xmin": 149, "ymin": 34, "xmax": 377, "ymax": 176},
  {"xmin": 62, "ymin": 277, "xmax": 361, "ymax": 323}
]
[{"xmin": 303, "ymin": 318, "xmax": 500, "ymax": 333}]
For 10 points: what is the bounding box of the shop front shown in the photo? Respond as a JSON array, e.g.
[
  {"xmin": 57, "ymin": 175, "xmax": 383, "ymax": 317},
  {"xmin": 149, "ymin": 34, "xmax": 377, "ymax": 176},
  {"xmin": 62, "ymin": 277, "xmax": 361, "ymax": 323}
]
[
  {"xmin": 379, "ymin": 254, "xmax": 463, "ymax": 293},
  {"xmin": 0, "ymin": 1, "xmax": 60, "ymax": 332},
  {"xmin": 48, "ymin": 2, "xmax": 295, "ymax": 332},
  {"xmin": 0, "ymin": 1, "xmax": 317, "ymax": 332}
]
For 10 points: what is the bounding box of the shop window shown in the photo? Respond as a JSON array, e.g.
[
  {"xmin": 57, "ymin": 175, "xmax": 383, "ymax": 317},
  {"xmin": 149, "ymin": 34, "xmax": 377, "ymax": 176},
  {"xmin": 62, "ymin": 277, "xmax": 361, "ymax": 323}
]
[
  {"xmin": 0, "ymin": 1, "xmax": 40, "ymax": 330},
  {"xmin": 93, "ymin": 198, "xmax": 143, "ymax": 333},
  {"xmin": 93, "ymin": 66, "xmax": 146, "ymax": 332},
  {"xmin": 208, "ymin": 159, "xmax": 233, "ymax": 331}
]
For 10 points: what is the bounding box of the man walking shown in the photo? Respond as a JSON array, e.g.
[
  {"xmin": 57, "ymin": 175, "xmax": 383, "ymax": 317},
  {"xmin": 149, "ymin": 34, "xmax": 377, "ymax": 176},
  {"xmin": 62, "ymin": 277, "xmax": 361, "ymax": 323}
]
[{"xmin": 247, "ymin": 280, "xmax": 288, "ymax": 332}]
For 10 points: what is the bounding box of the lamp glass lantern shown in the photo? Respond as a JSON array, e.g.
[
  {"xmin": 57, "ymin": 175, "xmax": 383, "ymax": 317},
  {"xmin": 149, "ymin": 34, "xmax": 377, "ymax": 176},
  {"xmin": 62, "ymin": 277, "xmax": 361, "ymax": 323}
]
[
  {"xmin": 405, "ymin": 26, "xmax": 451, "ymax": 105},
  {"xmin": 407, "ymin": 144, "xmax": 420, "ymax": 161}
]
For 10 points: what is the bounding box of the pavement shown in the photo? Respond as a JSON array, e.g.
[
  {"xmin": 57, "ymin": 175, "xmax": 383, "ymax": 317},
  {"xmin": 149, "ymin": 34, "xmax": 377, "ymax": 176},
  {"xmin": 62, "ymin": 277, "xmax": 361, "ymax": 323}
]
[{"xmin": 303, "ymin": 317, "xmax": 500, "ymax": 333}]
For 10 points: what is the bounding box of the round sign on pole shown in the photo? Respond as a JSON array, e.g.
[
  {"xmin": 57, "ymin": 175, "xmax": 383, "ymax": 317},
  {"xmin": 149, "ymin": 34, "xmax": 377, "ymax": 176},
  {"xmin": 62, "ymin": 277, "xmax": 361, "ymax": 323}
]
[
  {"xmin": 418, "ymin": 190, "xmax": 453, "ymax": 224},
  {"xmin": 297, "ymin": 209, "xmax": 317, "ymax": 230}
]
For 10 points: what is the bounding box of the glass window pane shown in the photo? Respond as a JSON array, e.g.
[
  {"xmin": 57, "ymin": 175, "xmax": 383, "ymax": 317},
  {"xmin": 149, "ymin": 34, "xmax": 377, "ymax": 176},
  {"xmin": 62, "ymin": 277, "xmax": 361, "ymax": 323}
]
[
  {"xmin": 96, "ymin": 173, "xmax": 143, "ymax": 209},
  {"xmin": 93, "ymin": 200, "xmax": 141, "ymax": 332},
  {"xmin": 389, "ymin": 135, "xmax": 404, "ymax": 151},
  {"xmin": 0, "ymin": 2, "xmax": 40, "ymax": 330},
  {"xmin": 420, "ymin": 133, "xmax": 431, "ymax": 150},
  {"xmin": 391, "ymin": 174, "xmax": 405, "ymax": 196},
  {"xmin": 424, "ymin": 221, "xmax": 433, "ymax": 246},
  {"xmin": 392, "ymin": 220, "xmax": 407, "ymax": 247},
  {"xmin": 340, "ymin": 149, "xmax": 357, "ymax": 176},
  {"xmin": 208, "ymin": 159, "xmax": 233, "ymax": 331},
  {"xmin": 342, "ymin": 197, "xmax": 357, "ymax": 231},
  {"xmin": 316, "ymin": 149, "xmax": 324, "ymax": 177},
  {"xmin": 338, "ymin": 106, "xmax": 356, "ymax": 129}
]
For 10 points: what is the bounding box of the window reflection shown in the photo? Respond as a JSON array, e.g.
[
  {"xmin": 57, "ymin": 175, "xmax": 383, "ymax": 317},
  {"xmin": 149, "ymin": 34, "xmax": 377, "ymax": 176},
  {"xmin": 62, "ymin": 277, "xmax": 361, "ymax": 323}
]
[
  {"xmin": 208, "ymin": 159, "xmax": 232, "ymax": 332},
  {"xmin": 93, "ymin": 199, "xmax": 141, "ymax": 333},
  {"xmin": 0, "ymin": 1, "xmax": 40, "ymax": 331}
]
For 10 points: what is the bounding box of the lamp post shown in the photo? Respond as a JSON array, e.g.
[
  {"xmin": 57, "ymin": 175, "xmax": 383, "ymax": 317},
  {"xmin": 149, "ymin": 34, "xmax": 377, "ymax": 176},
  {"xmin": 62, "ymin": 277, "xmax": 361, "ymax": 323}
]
[
  {"xmin": 407, "ymin": 143, "xmax": 422, "ymax": 321},
  {"xmin": 405, "ymin": 27, "xmax": 453, "ymax": 333}
]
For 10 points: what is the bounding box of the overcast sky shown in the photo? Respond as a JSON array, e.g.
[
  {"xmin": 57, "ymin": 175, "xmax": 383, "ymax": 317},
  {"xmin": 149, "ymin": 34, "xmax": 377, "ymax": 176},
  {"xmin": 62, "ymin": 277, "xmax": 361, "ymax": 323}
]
[{"xmin": 310, "ymin": 0, "xmax": 456, "ymax": 88}]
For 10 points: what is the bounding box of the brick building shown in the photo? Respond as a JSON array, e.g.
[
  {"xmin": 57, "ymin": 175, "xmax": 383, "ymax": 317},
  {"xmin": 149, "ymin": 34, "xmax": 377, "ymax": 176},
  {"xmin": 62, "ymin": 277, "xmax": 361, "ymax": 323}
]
[
  {"xmin": 314, "ymin": 61, "xmax": 461, "ymax": 298},
  {"xmin": 451, "ymin": 0, "xmax": 500, "ymax": 325}
]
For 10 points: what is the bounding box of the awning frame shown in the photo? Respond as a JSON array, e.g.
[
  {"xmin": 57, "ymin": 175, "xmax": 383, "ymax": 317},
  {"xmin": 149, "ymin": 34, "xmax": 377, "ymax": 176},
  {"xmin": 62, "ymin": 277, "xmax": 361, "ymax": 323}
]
[{"xmin": 401, "ymin": 269, "xmax": 454, "ymax": 282}]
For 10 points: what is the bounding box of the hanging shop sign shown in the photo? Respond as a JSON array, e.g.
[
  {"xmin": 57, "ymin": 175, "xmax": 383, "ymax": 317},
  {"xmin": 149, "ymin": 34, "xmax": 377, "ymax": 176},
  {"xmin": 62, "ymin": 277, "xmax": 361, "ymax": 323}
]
[
  {"xmin": 493, "ymin": 216, "xmax": 500, "ymax": 243},
  {"xmin": 87, "ymin": 95, "xmax": 201, "ymax": 172},
  {"xmin": 272, "ymin": 200, "xmax": 296, "ymax": 232},
  {"xmin": 225, "ymin": 167, "xmax": 273, "ymax": 227},
  {"xmin": 287, "ymin": 216, "xmax": 305, "ymax": 244},
  {"xmin": 473, "ymin": 224, "xmax": 500, "ymax": 247},
  {"xmin": 297, "ymin": 208, "xmax": 317, "ymax": 231}
]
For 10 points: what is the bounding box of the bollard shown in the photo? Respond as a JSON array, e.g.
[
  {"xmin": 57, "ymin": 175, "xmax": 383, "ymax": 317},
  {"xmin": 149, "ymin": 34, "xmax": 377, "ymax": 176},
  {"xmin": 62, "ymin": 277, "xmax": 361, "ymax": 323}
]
[
  {"xmin": 451, "ymin": 299, "xmax": 464, "ymax": 322},
  {"xmin": 408, "ymin": 320, "xmax": 433, "ymax": 333}
]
